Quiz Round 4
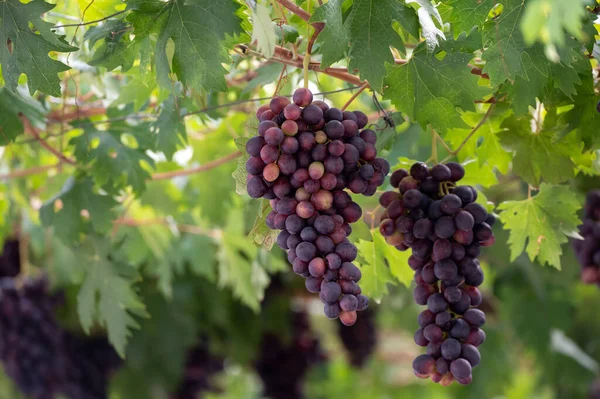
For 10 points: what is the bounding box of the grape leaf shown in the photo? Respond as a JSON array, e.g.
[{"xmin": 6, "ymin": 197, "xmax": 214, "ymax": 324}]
[
  {"xmin": 233, "ymin": 137, "xmax": 251, "ymax": 195},
  {"xmin": 356, "ymin": 231, "xmax": 403, "ymax": 301},
  {"xmin": 0, "ymin": 0, "xmax": 77, "ymax": 96},
  {"xmin": 128, "ymin": 0, "xmax": 245, "ymax": 93},
  {"xmin": 77, "ymin": 0, "xmax": 125, "ymax": 21},
  {"xmin": 310, "ymin": 0, "xmax": 349, "ymax": 68},
  {"xmin": 217, "ymin": 205, "xmax": 268, "ymax": 311},
  {"xmin": 40, "ymin": 177, "xmax": 118, "ymax": 243},
  {"xmin": 384, "ymin": 43, "xmax": 490, "ymax": 132},
  {"xmin": 499, "ymin": 116, "xmax": 582, "ymax": 186},
  {"xmin": 77, "ymin": 238, "xmax": 147, "ymax": 358},
  {"xmin": 154, "ymin": 95, "xmax": 187, "ymax": 160},
  {"xmin": 70, "ymin": 126, "xmax": 155, "ymax": 195},
  {"xmin": 248, "ymin": 199, "xmax": 278, "ymax": 250},
  {"xmin": 520, "ymin": 0, "xmax": 593, "ymax": 48},
  {"xmin": 563, "ymin": 73, "xmax": 600, "ymax": 151},
  {"xmin": 344, "ymin": 0, "xmax": 419, "ymax": 91},
  {"xmin": 446, "ymin": 0, "xmax": 495, "ymax": 37},
  {"xmin": 0, "ymin": 88, "xmax": 45, "ymax": 144},
  {"xmin": 174, "ymin": 234, "xmax": 217, "ymax": 281},
  {"xmin": 497, "ymin": 183, "xmax": 581, "ymax": 269},
  {"xmin": 85, "ymin": 18, "xmax": 139, "ymax": 72},
  {"xmin": 251, "ymin": 2, "xmax": 276, "ymax": 58}
]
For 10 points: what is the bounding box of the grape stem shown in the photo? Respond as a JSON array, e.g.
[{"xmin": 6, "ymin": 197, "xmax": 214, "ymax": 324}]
[
  {"xmin": 431, "ymin": 127, "xmax": 438, "ymax": 164},
  {"xmin": 20, "ymin": 116, "xmax": 77, "ymax": 165},
  {"xmin": 150, "ymin": 151, "xmax": 243, "ymax": 180},
  {"xmin": 52, "ymin": 10, "xmax": 128, "ymax": 28},
  {"xmin": 440, "ymin": 103, "xmax": 496, "ymax": 162},
  {"xmin": 340, "ymin": 81, "xmax": 369, "ymax": 111}
]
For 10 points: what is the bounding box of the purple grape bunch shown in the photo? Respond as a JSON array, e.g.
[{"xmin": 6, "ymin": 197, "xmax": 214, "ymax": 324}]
[
  {"xmin": 379, "ymin": 161, "xmax": 495, "ymax": 385},
  {"xmin": 246, "ymin": 88, "xmax": 391, "ymax": 326},
  {"xmin": 573, "ymin": 190, "xmax": 600, "ymax": 286}
]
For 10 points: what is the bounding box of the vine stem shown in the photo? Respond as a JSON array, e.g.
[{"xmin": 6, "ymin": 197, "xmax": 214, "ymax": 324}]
[
  {"xmin": 0, "ymin": 164, "xmax": 61, "ymax": 180},
  {"xmin": 275, "ymin": 0, "xmax": 311, "ymax": 21},
  {"xmin": 441, "ymin": 103, "xmax": 496, "ymax": 162},
  {"xmin": 340, "ymin": 81, "xmax": 369, "ymax": 111},
  {"xmin": 431, "ymin": 127, "xmax": 438, "ymax": 164},
  {"xmin": 21, "ymin": 116, "xmax": 76, "ymax": 165},
  {"xmin": 150, "ymin": 151, "xmax": 242, "ymax": 180},
  {"xmin": 53, "ymin": 9, "xmax": 128, "ymax": 28}
]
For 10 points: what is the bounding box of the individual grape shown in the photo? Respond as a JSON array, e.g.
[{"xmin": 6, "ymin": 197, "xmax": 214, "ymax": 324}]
[
  {"xmin": 415, "ymin": 328, "xmax": 428, "ymax": 347},
  {"xmin": 292, "ymin": 258, "xmax": 309, "ymax": 275},
  {"xmin": 444, "ymin": 286, "xmax": 462, "ymax": 303},
  {"xmin": 285, "ymin": 214, "xmax": 305, "ymax": 234},
  {"xmin": 441, "ymin": 338, "xmax": 461, "ymax": 361},
  {"xmin": 283, "ymin": 103, "xmax": 301, "ymax": 120},
  {"xmin": 311, "ymin": 189, "xmax": 333, "ymax": 211},
  {"xmin": 466, "ymin": 243, "xmax": 481, "ymax": 257},
  {"xmin": 359, "ymin": 164, "xmax": 375, "ymax": 180},
  {"xmin": 412, "ymin": 239, "xmax": 433, "ymax": 261},
  {"xmin": 454, "ymin": 210, "xmax": 475, "ymax": 231},
  {"xmin": 361, "ymin": 143, "xmax": 377, "ymax": 161},
  {"xmin": 320, "ymin": 173, "xmax": 337, "ymax": 190},
  {"xmin": 342, "ymin": 143, "xmax": 360, "ymax": 165},
  {"xmin": 466, "ymin": 328, "xmax": 486, "ymax": 346},
  {"xmin": 463, "ymin": 286, "xmax": 482, "ymax": 307},
  {"xmin": 379, "ymin": 191, "xmax": 400, "ymax": 208},
  {"xmin": 296, "ymin": 242, "xmax": 317, "ymax": 262},
  {"xmin": 435, "ymin": 216, "xmax": 456, "ymax": 239},
  {"xmin": 280, "ymin": 119, "xmax": 298, "ymax": 136},
  {"xmin": 325, "ymin": 120, "xmax": 344, "ymax": 140},
  {"xmin": 264, "ymin": 127, "xmax": 284, "ymax": 146},
  {"xmin": 385, "ymin": 231, "xmax": 405, "ymax": 246},
  {"xmin": 339, "ymin": 262, "xmax": 361, "ymax": 281},
  {"xmin": 298, "ymin": 132, "xmax": 316, "ymax": 151},
  {"xmin": 256, "ymin": 104, "xmax": 270, "ymax": 119},
  {"xmin": 324, "ymin": 107, "xmax": 343, "ymax": 122},
  {"xmin": 246, "ymin": 136, "xmax": 265, "ymax": 157},
  {"xmin": 390, "ymin": 169, "xmax": 408, "ymax": 188},
  {"xmin": 358, "ymin": 129, "xmax": 376, "ymax": 144},
  {"xmin": 463, "ymin": 309, "xmax": 486, "ymax": 327},
  {"xmin": 410, "ymin": 162, "xmax": 429, "ymax": 181},
  {"xmin": 449, "ymin": 318, "xmax": 470, "ymax": 340},
  {"xmin": 421, "ymin": 263, "xmax": 437, "ymax": 284},
  {"xmin": 414, "ymin": 284, "xmax": 434, "ymax": 305},
  {"xmin": 269, "ymin": 96, "xmax": 290, "ymax": 113},
  {"xmin": 464, "ymin": 202, "xmax": 488, "ymax": 224},
  {"xmin": 273, "ymin": 213, "xmax": 287, "ymax": 230},
  {"xmin": 260, "ymin": 144, "xmax": 279, "ymax": 164},
  {"xmin": 433, "ymin": 239, "xmax": 452, "ymax": 260},
  {"xmin": 474, "ymin": 222, "xmax": 493, "ymax": 241},
  {"xmin": 276, "ymin": 197, "xmax": 297, "ymax": 216},
  {"xmin": 259, "ymin": 109, "xmax": 275, "ymax": 121},
  {"xmin": 324, "ymin": 156, "xmax": 344, "ymax": 175},
  {"xmin": 356, "ymin": 294, "xmax": 369, "ymax": 311},
  {"xmin": 450, "ymin": 358, "xmax": 472, "ymax": 380},
  {"xmin": 353, "ymin": 111, "xmax": 368, "ymax": 128},
  {"xmin": 308, "ymin": 258, "xmax": 326, "ymax": 278},
  {"xmin": 461, "ymin": 344, "xmax": 481, "ymax": 367},
  {"xmin": 453, "ymin": 229, "xmax": 474, "ymax": 245},
  {"xmin": 246, "ymin": 156, "xmax": 265, "ymax": 175},
  {"xmin": 434, "ymin": 259, "xmax": 458, "ymax": 281},
  {"xmin": 379, "ymin": 218, "xmax": 396, "ymax": 237},
  {"xmin": 324, "ymin": 302, "xmax": 341, "ymax": 319},
  {"xmin": 485, "ymin": 213, "xmax": 496, "ymax": 226},
  {"xmin": 340, "ymin": 311, "xmax": 358, "ymax": 326},
  {"xmin": 449, "ymin": 291, "xmax": 470, "ymax": 314},
  {"xmin": 423, "ymin": 324, "xmax": 443, "ymax": 342},
  {"xmin": 293, "ymin": 88, "xmax": 313, "ymax": 106},
  {"xmin": 305, "ymin": 277, "xmax": 322, "ymax": 293},
  {"xmin": 420, "ymin": 177, "xmax": 439, "ymax": 196},
  {"xmin": 372, "ymin": 158, "xmax": 391, "ymax": 175},
  {"xmin": 403, "ymin": 189, "xmax": 422, "ymax": 208},
  {"xmin": 314, "ymin": 215, "xmax": 335, "ymax": 235},
  {"xmin": 315, "ymin": 236, "xmax": 335, "ymax": 255},
  {"xmin": 418, "ymin": 310, "xmax": 435, "ymax": 328},
  {"xmin": 427, "ymin": 293, "xmax": 448, "ymax": 313},
  {"xmin": 341, "ymin": 202, "xmax": 362, "ymax": 223},
  {"xmin": 311, "ymin": 144, "xmax": 328, "ymax": 161},
  {"xmin": 452, "ymin": 186, "xmax": 474, "ymax": 205},
  {"xmin": 342, "ymin": 120, "xmax": 358, "ymax": 138},
  {"xmin": 348, "ymin": 176, "xmax": 368, "ymax": 194},
  {"xmin": 247, "ymin": 176, "xmax": 268, "ymax": 198},
  {"xmin": 428, "ymin": 200, "xmax": 443, "ymax": 220},
  {"xmin": 436, "ymin": 358, "xmax": 450, "ymax": 375},
  {"xmin": 440, "ymin": 194, "xmax": 462, "ymax": 215},
  {"xmin": 446, "ymin": 162, "xmax": 465, "ymax": 182},
  {"xmin": 287, "ymin": 234, "xmax": 302, "ymax": 250},
  {"xmin": 435, "ymin": 311, "xmax": 452, "ymax": 330},
  {"xmin": 388, "ymin": 200, "xmax": 406, "ymax": 220},
  {"xmin": 414, "ymin": 219, "xmax": 433, "ymax": 239},
  {"xmin": 339, "ymin": 295, "xmax": 359, "ymax": 312},
  {"xmin": 430, "ymin": 164, "xmax": 451, "ymax": 182},
  {"xmin": 308, "ymin": 162, "xmax": 325, "ymax": 180},
  {"xmin": 399, "ymin": 176, "xmax": 419, "ymax": 193},
  {"xmin": 464, "ymin": 267, "xmax": 484, "ymax": 286},
  {"xmin": 314, "ymin": 130, "xmax": 328, "ymax": 144},
  {"xmin": 263, "ymin": 163, "xmax": 280, "ymax": 182},
  {"xmin": 408, "ymin": 255, "xmax": 425, "ymax": 271},
  {"xmin": 412, "ymin": 354, "xmax": 435, "ymax": 378},
  {"xmin": 274, "ymin": 178, "xmax": 292, "ymax": 198},
  {"xmin": 426, "ymin": 341, "xmax": 442, "ymax": 358},
  {"xmin": 277, "ymin": 230, "xmax": 290, "ymax": 250}
]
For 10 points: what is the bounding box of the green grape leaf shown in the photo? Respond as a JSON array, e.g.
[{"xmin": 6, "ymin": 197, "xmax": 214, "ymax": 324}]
[
  {"xmin": 499, "ymin": 116, "xmax": 582, "ymax": 186},
  {"xmin": 128, "ymin": 0, "xmax": 245, "ymax": 93},
  {"xmin": 384, "ymin": 43, "xmax": 490, "ymax": 132},
  {"xmin": 85, "ymin": 19, "xmax": 139, "ymax": 72},
  {"xmin": 310, "ymin": 0, "xmax": 349, "ymax": 68},
  {"xmin": 248, "ymin": 199, "xmax": 278, "ymax": 250},
  {"xmin": 251, "ymin": 3, "xmax": 276, "ymax": 59},
  {"xmin": 77, "ymin": 238, "xmax": 147, "ymax": 358},
  {"xmin": 446, "ymin": 0, "xmax": 495, "ymax": 37},
  {"xmin": 275, "ymin": 24, "xmax": 299, "ymax": 44},
  {"xmin": 564, "ymin": 73, "xmax": 600, "ymax": 150},
  {"xmin": 460, "ymin": 160, "xmax": 498, "ymax": 188},
  {"xmin": 174, "ymin": 234, "xmax": 217, "ymax": 281},
  {"xmin": 0, "ymin": 88, "xmax": 45, "ymax": 144},
  {"xmin": 111, "ymin": 74, "xmax": 157, "ymax": 112},
  {"xmin": 233, "ymin": 137, "xmax": 251, "ymax": 195},
  {"xmin": 217, "ymin": 206, "xmax": 268, "ymax": 311},
  {"xmin": 70, "ymin": 127, "xmax": 155, "ymax": 195},
  {"xmin": 40, "ymin": 177, "xmax": 118, "ymax": 243},
  {"xmin": 355, "ymin": 231, "xmax": 396, "ymax": 301},
  {"xmin": 154, "ymin": 95, "xmax": 187, "ymax": 160},
  {"xmin": 77, "ymin": 0, "xmax": 125, "ymax": 21},
  {"xmin": 520, "ymin": 0, "xmax": 593, "ymax": 48},
  {"xmin": 498, "ymin": 183, "xmax": 581, "ymax": 269},
  {"xmin": 345, "ymin": 0, "xmax": 419, "ymax": 91},
  {"xmin": 0, "ymin": 0, "xmax": 77, "ymax": 96},
  {"xmin": 374, "ymin": 113, "xmax": 406, "ymax": 152}
]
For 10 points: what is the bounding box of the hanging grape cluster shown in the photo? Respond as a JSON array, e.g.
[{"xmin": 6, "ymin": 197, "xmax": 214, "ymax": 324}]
[
  {"xmin": 0, "ymin": 276, "xmax": 119, "ymax": 399},
  {"xmin": 247, "ymin": 88, "xmax": 390, "ymax": 325},
  {"xmin": 256, "ymin": 310, "xmax": 326, "ymax": 399},
  {"xmin": 337, "ymin": 307, "xmax": 377, "ymax": 368},
  {"xmin": 574, "ymin": 190, "xmax": 600, "ymax": 286},
  {"xmin": 172, "ymin": 339, "xmax": 224, "ymax": 399},
  {"xmin": 379, "ymin": 162, "xmax": 494, "ymax": 385}
]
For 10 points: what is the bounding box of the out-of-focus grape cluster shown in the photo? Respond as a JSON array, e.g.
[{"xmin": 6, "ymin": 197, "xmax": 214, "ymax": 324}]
[{"xmin": 574, "ymin": 190, "xmax": 600, "ymax": 285}]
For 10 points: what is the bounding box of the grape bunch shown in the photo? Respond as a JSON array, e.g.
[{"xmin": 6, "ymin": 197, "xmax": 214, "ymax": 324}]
[
  {"xmin": 246, "ymin": 88, "xmax": 390, "ymax": 325},
  {"xmin": 0, "ymin": 276, "xmax": 119, "ymax": 399},
  {"xmin": 171, "ymin": 339, "xmax": 224, "ymax": 399},
  {"xmin": 337, "ymin": 307, "xmax": 377, "ymax": 368},
  {"xmin": 378, "ymin": 161, "xmax": 494, "ymax": 385},
  {"xmin": 256, "ymin": 310, "xmax": 326, "ymax": 399},
  {"xmin": 573, "ymin": 190, "xmax": 600, "ymax": 285}
]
